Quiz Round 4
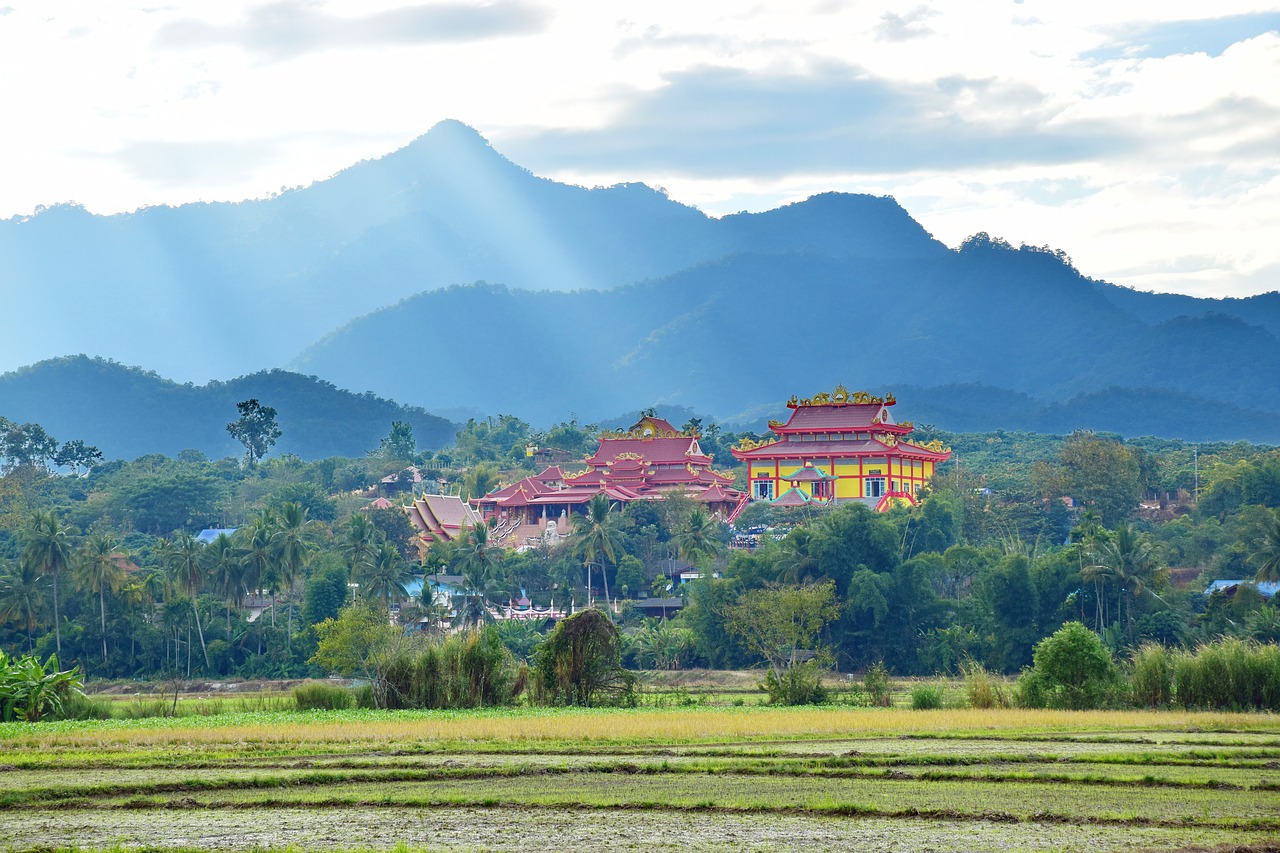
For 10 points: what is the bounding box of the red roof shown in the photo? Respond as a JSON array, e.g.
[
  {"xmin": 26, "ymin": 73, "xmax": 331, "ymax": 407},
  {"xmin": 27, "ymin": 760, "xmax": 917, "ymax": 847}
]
[
  {"xmin": 733, "ymin": 438, "xmax": 949, "ymax": 461},
  {"xmin": 585, "ymin": 436, "xmax": 702, "ymax": 466},
  {"xmin": 774, "ymin": 403, "xmax": 888, "ymax": 432},
  {"xmin": 772, "ymin": 487, "xmax": 826, "ymax": 507}
]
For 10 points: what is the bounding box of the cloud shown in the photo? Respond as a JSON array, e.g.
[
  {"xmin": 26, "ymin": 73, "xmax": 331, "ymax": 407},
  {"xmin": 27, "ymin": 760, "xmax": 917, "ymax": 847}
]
[
  {"xmin": 156, "ymin": 0, "xmax": 550, "ymax": 60},
  {"xmin": 875, "ymin": 6, "xmax": 936, "ymax": 42},
  {"xmin": 1086, "ymin": 11, "xmax": 1280, "ymax": 60},
  {"xmin": 109, "ymin": 139, "xmax": 287, "ymax": 186},
  {"xmin": 503, "ymin": 62, "xmax": 1134, "ymax": 177}
]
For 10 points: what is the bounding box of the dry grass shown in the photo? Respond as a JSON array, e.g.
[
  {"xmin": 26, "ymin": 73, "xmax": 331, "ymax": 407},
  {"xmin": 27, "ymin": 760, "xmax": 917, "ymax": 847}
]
[{"xmin": 4, "ymin": 706, "xmax": 1276, "ymax": 751}]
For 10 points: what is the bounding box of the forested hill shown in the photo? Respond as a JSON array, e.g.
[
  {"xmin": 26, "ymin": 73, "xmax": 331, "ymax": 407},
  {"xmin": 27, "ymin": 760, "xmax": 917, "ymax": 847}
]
[
  {"xmin": 0, "ymin": 121, "xmax": 946, "ymax": 381},
  {"xmin": 0, "ymin": 357, "xmax": 455, "ymax": 460},
  {"xmin": 290, "ymin": 239, "xmax": 1280, "ymax": 439}
]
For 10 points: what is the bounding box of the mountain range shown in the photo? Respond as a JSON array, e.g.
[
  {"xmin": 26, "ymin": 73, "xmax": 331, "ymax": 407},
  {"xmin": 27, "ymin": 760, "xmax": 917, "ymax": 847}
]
[{"xmin": 2, "ymin": 119, "xmax": 1279, "ymax": 449}]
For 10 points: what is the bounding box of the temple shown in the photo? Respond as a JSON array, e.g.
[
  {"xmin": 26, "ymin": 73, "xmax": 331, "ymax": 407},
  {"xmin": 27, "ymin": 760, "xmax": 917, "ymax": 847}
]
[
  {"xmin": 406, "ymin": 494, "xmax": 481, "ymax": 543},
  {"xmin": 474, "ymin": 416, "xmax": 746, "ymax": 543},
  {"xmin": 732, "ymin": 386, "xmax": 950, "ymax": 511}
]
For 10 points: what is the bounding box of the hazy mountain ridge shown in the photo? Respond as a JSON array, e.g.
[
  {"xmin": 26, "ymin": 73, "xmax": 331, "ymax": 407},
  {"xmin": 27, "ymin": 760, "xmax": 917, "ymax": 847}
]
[{"xmin": 0, "ymin": 356, "xmax": 455, "ymax": 460}]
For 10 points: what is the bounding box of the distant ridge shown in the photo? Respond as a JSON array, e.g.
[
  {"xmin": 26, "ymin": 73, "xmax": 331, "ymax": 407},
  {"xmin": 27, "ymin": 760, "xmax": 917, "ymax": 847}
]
[{"xmin": 0, "ymin": 356, "xmax": 455, "ymax": 460}]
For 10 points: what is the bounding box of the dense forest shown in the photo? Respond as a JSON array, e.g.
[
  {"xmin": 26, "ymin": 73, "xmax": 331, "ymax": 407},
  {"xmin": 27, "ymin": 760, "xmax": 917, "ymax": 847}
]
[{"xmin": 1, "ymin": 400, "xmax": 1278, "ymax": 690}]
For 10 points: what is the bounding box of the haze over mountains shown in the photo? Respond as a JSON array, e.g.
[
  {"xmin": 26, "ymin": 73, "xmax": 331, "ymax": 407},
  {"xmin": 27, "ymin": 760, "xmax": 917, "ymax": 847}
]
[{"xmin": 3, "ymin": 119, "xmax": 1280, "ymax": 451}]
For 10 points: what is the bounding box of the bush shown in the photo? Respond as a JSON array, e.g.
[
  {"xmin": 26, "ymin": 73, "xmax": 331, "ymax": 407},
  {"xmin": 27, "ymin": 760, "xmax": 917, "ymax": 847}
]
[
  {"xmin": 353, "ymin": 684, "xmax": 375, "ymax": 709},
  {"xmin": 863, "ymin": 662, "xmax": 892, "ymax": 707},
  {"xmin": 293, "ymin": 682, "xmax": 354, "ymax": 711},
  {"xmin": 0, "ymin": 651, "xmax": 84, "ymax": 722},
  {"xmin": 1016, "ymin": 622, "xmax": 1122, "ymax": 710},
  {"xmin": 910, "ymin": 683, "xmax": 945, "ymax": 710},
  {"xmin": 1130, "ymin": 643, "xmax": 1173, "ymax": 708},
  {"xmin": 961, "ymin": 659, "xmax": 1006, "ymax": 709},
  {"xmin": 761, "ymin": 661, "xmax": 829, "ymax": 705},
  {"xmin": 533, "ymin": 609, "xmax": 635, "ymax": 707}
]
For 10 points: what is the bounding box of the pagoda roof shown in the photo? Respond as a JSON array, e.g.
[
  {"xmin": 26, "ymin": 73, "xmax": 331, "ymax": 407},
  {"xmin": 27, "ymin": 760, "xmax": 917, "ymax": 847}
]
[
  {"xmin": 773, "ymin": 402, "xmax": 897, "ymax": 433},
  {"xmin": 781, "ymin": 466, "xmax": 834, "ymax": 482},
  {"xmin": 694, "ymin": 484, "xmax": 743, "ymax": 503},
  {"xmin": 534, "ymin": 465, "xmax": 566, "ymax": 482},
  {"xmin": 733, "ymin": 437, "xmax": 950, "ymax": 461},
  {"xmin": 585, "ymin": 436, "xmax": 703, "ymax": 466},
  {"xmin": 771, "ymin": 487, "xmax": 828, "ymax": 507}
]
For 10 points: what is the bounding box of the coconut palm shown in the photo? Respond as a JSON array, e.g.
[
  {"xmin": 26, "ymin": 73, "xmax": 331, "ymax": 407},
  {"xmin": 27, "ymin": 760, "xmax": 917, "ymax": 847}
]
[
  {"xmin": 161, "ymin": 531, "xmax": 210, "ymax": 670},
  {"xmin": 674, "ymin": 507, "xmax": 722, "ymax": 564},
  {"xmin": 19, "ymin": 510, "xmax": 74, "ymax": 654},
  {"xmin": 576, "ymin": 493, "xmax": 624, "ymax": 606},
  {"xmin": 0, "ymin": 559, "xmax": 46, "ymax": 651},
  {"xmin": 273, "ymin": 501, "xmax": 314, "ymax": 650},
  {"xmin": 1087, "ymin": 524, "xmax": 1160, "ymax": 636},
  {"xmin": 455, "ymin": 522, "xmax": 503, "ymax": 628},
  {"xmin": 204, "ymin": 533, "xmax": 245, "ymax": 633},
  {"xmin": 340, "ymin": 512, "xmax": 379, "ymax": 575},
  {"xmin": 359, "ymin": 541, "xmax": 411, "ymax": 610},
  {"xmin": 77, "ymin": 532, "xmax": 125, "ymax": 663},
  {"xmin": 1251, "ymin": 508, "xmax": 1280, "ymax": 582},
  {"xmin": 238, "ymin": 513, "xmax": 277, "ymax": 624}
]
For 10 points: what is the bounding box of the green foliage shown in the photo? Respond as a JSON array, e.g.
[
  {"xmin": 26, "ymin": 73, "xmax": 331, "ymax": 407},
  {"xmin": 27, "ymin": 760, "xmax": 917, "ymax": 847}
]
[
  {"xmin": 227, "ymin": 399, "xmax": 282, "ymax": 468},
  {"xmin": 725, "ymin": 581, "xmax": 839, "ymax": 704},
  {"xmin": 310, "ymin": 599, "xmax": 398, "ymax": 679},
  {"xmin": 1130, "ymin": 642, "xmax": 1174, "ymax": 708},
  {"xmin": 302, "ymin": 560, "xmax": 350, "ymax": 626},
  {"xmin": 760, "ymin": 661, "xmax": 829, "ymax": 705},
  {"xmin": 293, "ymin": 682, "xmax": 355, "ymax": 711},
  {"xmin": 910, "ymin": 682, "xmax": 946, "ymax": 710},
  {"xmin": 1171, "ymin": 638, "xmax": 1280, "ymax": 710},
  {"xmin": 863, "ymin": 661, "xmax": 892, "ymax": 707},
  {"xmin": 533, "ymin": 608, "xmax": 635, "ymax": 707},
  {"xmin": 1032, "ymin": 431, "xmax": 1142, "ymax": 527},
  {"xmin": 0, "ymin": 650, "xmax": 83, "ymax": 722},
  {"xmin": 1017, "ymin": 622, "xmax": 1122, "ymax": 710}
]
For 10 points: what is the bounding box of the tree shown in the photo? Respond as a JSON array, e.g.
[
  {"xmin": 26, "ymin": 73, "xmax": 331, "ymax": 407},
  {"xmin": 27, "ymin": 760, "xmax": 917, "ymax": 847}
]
[
  {"xmin": 19, "ymin": 510, "xmax": 74, "ymax": 654},
  {"xmin": 160, "ymin": 531, "xmax": 210, "ymax": 671},
  {"xmin": 372, "ymin": 421, "xmax": 417, "ymax": 463},
  {"xmin": 575, "ymin": 493, "xmax": 623, "ymax": 606},
  {"xmin": 533, "ymin": 609, "xmax": 634, "ymax": 706},
  {"xmin": 455, "ymin": 522, "xmax": 503, "ymax": 628},
  {"xmin": 0, "ymin": 560, "xmax": 46, "ymax": 652},
  {"xmin": 54, "ymin": 440, "xmax": 103, "ymax": 476},
  {"xmin": 273, "ymin": 501, "xmax": 314, "ymax": 650},
  {"xmin": 310, "ymin": 599, "xmax": 398, "ymax": 679},
  {"xmin": 226, "ymin": 399, "xmax": 282, "ymax": 468},
  {"xmin": 674, "ymin": 507, "xmax": 722, "ymax": 564},
  {"xmin": 1085, "ymin": 524, "xmax": 1162, "ymax": 636},
  {"xmin": 1250, "ymin": 508, "xmax": 1280, "ymax": 582},
  {"xmin": 1031, "ymin": 431, "xmax": 1141, "ymax": 527},
  {"xmin": 725, "ymin": 581, "xmax": 840, "ymax": 704},
  {"xmin": 359, "ymin": 541, "xmax": 410, "ymax": 610},
  {"xmin": 77, "ymin": 533, "xmax": 125, "ymax": 663},
  {"xmin": 204, "ymin": 533, "xmax": 245, "ymax": 633}
]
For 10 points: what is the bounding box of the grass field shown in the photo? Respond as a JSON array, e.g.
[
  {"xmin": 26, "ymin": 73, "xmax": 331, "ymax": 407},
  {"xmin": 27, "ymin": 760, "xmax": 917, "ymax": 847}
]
[{"xmin": 2, "ymin": 705, "xmax": 1279, "ymax": 852}]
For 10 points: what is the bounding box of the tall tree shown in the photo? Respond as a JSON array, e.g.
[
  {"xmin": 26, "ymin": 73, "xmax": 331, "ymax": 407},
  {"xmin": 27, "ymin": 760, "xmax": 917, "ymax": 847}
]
[
  {"xmin": 19, "ymin": 510, "xmax": 74, "ymax": 654},
  {"xmin": 204, "ymin": 533, "xmax": 245, "ymax": 633},
  {"xmin": 455, "ymin": 521, "xmax": 503, "ymax": 626},
  {"xmin": 359, "ymin": 541, "xmax": 410, "ymax": 610},
  {"xmin": 576, "ymin": 493, "xmax": 624, "ymax": 606},
  {"xmin": 1086, "ymin": 524, "xmax": 1160, "ymax": 636},
  {"xmin": 226, "ymin": 399, "xmax": 282, "ymax": 468},
  {"xmin": 0, "ymin": 559, "xmax": 46, "ymax": 651},
  {"xmin": 161, "ymin": 531, "xmax": 210, "ymax": 670},
  {"xmin": 77, "ymin": 533, "xmax": 125, "ymax": 663},
  {"xmin": 273, "ymin": 501, "xmax": 314, "ymax": 650},
  {"xmin": 674, "ymin": 507, "xmax": 723, "ymax": 564},
  {"xmin": 1251, "ymin": 508, "xmax": 1280, "ymax": 582}
]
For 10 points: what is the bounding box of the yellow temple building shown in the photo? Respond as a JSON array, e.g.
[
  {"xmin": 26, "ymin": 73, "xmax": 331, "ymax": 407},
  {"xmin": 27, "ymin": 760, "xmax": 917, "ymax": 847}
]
[{"xmin": 731, "ymin": 386, "xmax": 951, "ymax": 511}]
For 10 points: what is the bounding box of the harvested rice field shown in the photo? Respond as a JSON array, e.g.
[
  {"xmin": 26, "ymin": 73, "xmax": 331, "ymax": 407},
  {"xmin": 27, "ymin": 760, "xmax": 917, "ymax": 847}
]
[{"xmin": 1, "ymin": 706, "xmax": 1278, "ymax": 852}]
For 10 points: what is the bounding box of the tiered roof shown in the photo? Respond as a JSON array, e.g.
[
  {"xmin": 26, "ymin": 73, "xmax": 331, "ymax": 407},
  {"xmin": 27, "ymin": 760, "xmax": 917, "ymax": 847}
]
[
  {"xmin": 407, "ymin": 494, "xmax": 481, "ymax": 542},
  {"xmin": 732, "ymin": 386, "xmax": 951, "ymax": 463}
]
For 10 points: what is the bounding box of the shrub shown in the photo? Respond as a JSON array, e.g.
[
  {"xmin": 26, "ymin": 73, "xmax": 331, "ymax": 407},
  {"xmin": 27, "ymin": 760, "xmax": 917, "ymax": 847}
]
[
  {"xmin": 863, "ymin": 662, "xmax": 892, "ymax": 707},
  {"xmin": 961, "ymin": 659, "xmax": 1006, "ymax": 709},
  {"xmin": 910, "ymin": 683, "xmax": 945, "ymax": 710},
  {"xmin": 0, "ymin": 651, "xmax": 84, "ymax": 722},
  {"xmin": 1016, "ymin": 622, "xmax": 1122, "ymax": 710},
  {"xmin": 1130, "ymin": 643, "xmax": 1173, "ymax": 708},
  {"xmin": 533, "ymin": 608, "xmax": 635, "ymax": 707},
  {"xmin": 293, "ymin": 682, "xmax": 354, "ymax": 711},
  {"xmin": 761, "ymin": 661, "xmax": 829, "ymax": 705}
]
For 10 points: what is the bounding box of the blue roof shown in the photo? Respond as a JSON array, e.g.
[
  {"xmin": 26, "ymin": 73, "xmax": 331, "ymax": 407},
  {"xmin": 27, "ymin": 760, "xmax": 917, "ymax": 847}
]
[
  {"xmin": 1206, "ymin": 579, "xmax": 1279, "ymax": 598},
  {"xmin": 196, "ymin": 528, "xmax": 237, "ymax": 545}
]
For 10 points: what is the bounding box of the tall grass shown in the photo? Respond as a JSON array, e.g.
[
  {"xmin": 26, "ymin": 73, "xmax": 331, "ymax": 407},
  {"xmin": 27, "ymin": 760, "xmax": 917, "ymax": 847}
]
[
  {"xmin": 960, "ymin": 660, "xmax": 1007, "ymax": 709},
  {"xmin": 1130, "ymin": 643, "xmax": 1173, "ymax": 708},
  {"xmin": 378, "ymin": 629, "xmax": 523, "ymax": 710},
  {"xmin": 1171, "ymin": 638, "xmax": 1280, "ymax": 711}
]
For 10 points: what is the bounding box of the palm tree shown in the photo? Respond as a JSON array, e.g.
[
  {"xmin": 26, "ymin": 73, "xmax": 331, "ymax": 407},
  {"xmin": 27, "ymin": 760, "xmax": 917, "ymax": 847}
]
[
  {"xmin": 0, "ymin": 559, "xmax": 46, "ymax": 651},
  {"xmin": 455, "ymin": 522, "xmax": 503, "ymax": 627},
  {"xmin": 162, "ymin": 531, "xmax": 210, "ymax": 670},
  {"xmin": 19, "ymin": 510, "xmax": 74, "ymax": 654},
  {"xmin": 360, "ymin": 541, "xmax": 410, "ymax": 610},
  {"xmin": 776, "ymin": 527, "xmax": 818, "ymax": 584},
  {"xmin": 674, "ymin": 507, "xmax": 722, "ymax": 565},
  {"xmin": 576, "ymin": 493, "xmax": 624, "ymax": 606},
  {"xmin": 204, "ymin": 533, "xmax": 245, "ymax": 633},
  {"xmin": 341, "ymin": 512, "xmax": 379, "ymax": 575},
  {"xmin": 239, "ymin": 513, "xmax": 277, "ymax": 625},
  {"xmin": 1087, "ymin": 524, "xmax": 1160, "ymax": 636},
  {"xmin": 273, "ymin": 502, "xmax": 314, "ymax": 650},
  {"xmin": 1251, "ymin": 508, "xmax": 1280, "ymax": 582},
  {"xmin": 77, "ymin": 532, "xmax": 125, "ymax": 663}
]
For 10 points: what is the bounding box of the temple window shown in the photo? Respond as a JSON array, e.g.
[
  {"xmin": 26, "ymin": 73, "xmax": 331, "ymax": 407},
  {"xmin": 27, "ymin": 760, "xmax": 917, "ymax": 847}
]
[
  {"xmin": 866, "ymin": 478, "xmax": 885, "ymax": 498},
  {"xmin": 754, "ymin": 480, "xmax": 775, "ymax": 500}
]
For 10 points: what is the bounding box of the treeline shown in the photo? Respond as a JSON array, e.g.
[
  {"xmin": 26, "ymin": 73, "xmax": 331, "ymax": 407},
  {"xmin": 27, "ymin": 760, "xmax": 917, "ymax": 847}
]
[{"xmin": 0, "ymin": 406, "xmax": 1277, "ymax": 691}]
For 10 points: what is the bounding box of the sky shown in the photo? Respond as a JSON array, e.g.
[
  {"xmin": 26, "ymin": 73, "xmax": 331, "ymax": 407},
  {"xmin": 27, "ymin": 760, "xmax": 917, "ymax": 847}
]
[{"xmin": 0, "ymin": 1, "xmax": 1277, "ymax": 298}]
